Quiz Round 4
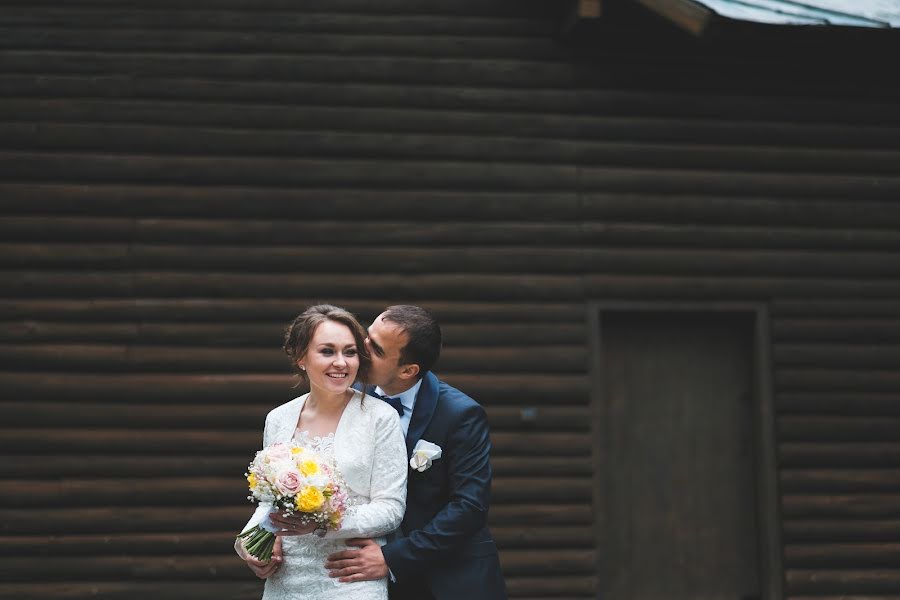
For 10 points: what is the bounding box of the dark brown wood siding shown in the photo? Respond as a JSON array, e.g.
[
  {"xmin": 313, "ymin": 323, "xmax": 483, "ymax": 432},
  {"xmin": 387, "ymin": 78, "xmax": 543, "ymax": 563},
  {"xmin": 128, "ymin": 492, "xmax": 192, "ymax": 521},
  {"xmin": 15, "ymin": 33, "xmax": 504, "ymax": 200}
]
[{"xmin": 1, "ymin": 1, "xmax": 899, "ymax": 599}]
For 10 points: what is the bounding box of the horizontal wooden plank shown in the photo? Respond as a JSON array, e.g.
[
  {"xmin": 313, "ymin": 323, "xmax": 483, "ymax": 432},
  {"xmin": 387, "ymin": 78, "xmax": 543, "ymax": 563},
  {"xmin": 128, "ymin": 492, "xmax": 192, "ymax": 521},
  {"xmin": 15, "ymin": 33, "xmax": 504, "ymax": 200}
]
[
  {"xmin": 2, "ymin": 69, "xmax": 897, "ymax": 125},
  {"xmin": 491, "ymin": 549, "xmax": 600, "ymax": 576},
  {"xmin": 4, "ymin": 215, "xmax": 900, "ymax": 252},
  {"xmin": 774, "ymin": 318, "xmax": 900, "ymax": 342},
  {"xmin": 0, "ymin": 549, "xmax": 594, "ymax": 581},
  {"xmin": 4, "ymin": 96, "xmax": 900, "ymax": 149},
  {"xmin": 0, "ymin": 51, "xmax": 577, "ymax": 88},
  {"xmin": 0, "ymin": 526, "xmax": 593, "ymax": 556},
  {"xmin": 504, "ymin": 576, "xmax": 596, "ymax": 596},
  {"xmin": 774, "ymin": 343, "xmax": 900, "ymax": 369},
  {"xmin": 0, "ymin": 476, "xmax": 591, "ymax": 507},
  {"xmin": 0, "ymin": 402, "xmax": 591, "ymax": 432},
  {"xmin": 575, "ymin": 275, "xmax": 900, "ymax": 300},
  {"xmin": 0, "ymin": 319, "xmax": 587, "ymax": 346},
  {"xmin": 0, "ymin": 400, "xmax": 265, "ymax": 429},
  {"xmin": 0, "ymin": 579, "xmax": 596, "ymax": 600},
  {"xmin": 777, "ymin": 393, "xmax": 900, "ymax": 416},
  {"xmin": 783, "ymin": 519, "xmax": 900, "ymax": 543},
  {"xmin": 782, "ymin": 494, "xmax": 900, "ymax": 518},
  {"xmin": 0, "ymin": 29, "xmax": 561, "ymax": 60},
  {"xmin": 787, "ymin": 597, "xmax": 900, "ymax": 600},
  {"xmin": 0, "ymin": 454, "xmax": 248, "ymax": 478},
  {"xmin": 0, "ymin": 151, "xmax": 582, "ymax": 190},
  {"xmin": 0, "ymin": 454, "xmax": 591, "ymax": 479},
  {"xmin": 785, "ymin": 543, "xmax": 900, "ymax": 568},
  {"xmin": 4, "ymin": 150, "xmax": 900, "ymax": 199},
  {"xmin": 2, "ymin": 182, "xmax": 899, "ymax": 230},
  {"xmin": 781, "ymin": 470, "xmax": 900, "ymax": 493},
  {"xmin": 0, "ymin": 532, "xmax": 235, "ymax": 556},
  {"xmin": 7, "ymin": 242, "xmax": 900, "ymax": 277},
  {"xmin": 0, "ymin": 555, "xmax": 250, "ymax": 583},
  {"xmin": 0, "ymin": 582, "xmax": 261, "ymax": 600},
  {"xmin": 773, "ymin": 300, "xmax": 900, "ymax": 317},
  {"xmin": 0, "ymin": 342, "xmax": 588, "ymax": 374},
  {"xmin": 2, "ymin": 270, "xmax": 590, "ymax": 300},
  {"xmin": 7, "ymin": 270, "xmax": 900, "ymax": 301},
  {"xmin": 0, "ymin": 7, "xmax": 554, "ymax": 33},
  {"xmin": 0, "ymin": 183, "xmax": 584, "ymax": 220},
  {"xmin": 0, "ymin": 503, "xmax": 592, "ymax": 535},
  {"xmin": 777, "ymin": 369, "xmax": 900, "ymax": 393},
  {"xmin": 0, "ymin": 506, "xmax": 249, "ymax": 535},
  {"xmin": 780, "ymin": 443, "xmax": 900, "ymax": 468},
  {"xmin": 0, "ymin": 429, "xmax": 591, "ymax": 457},
  {"xmin": 4, "ymin": 121, "xmax": 900, "ymax": 175},
  {"xmin": 778, "ymin": 416, "xmax": 900, "ymax": 442},
  {"xmin": 491, "ymin": 524, "xmax": 594, "ymax": 548},
  {"xmin": 0, "ymin": 372, "xmax": 590, "ymax": 404},
  {"xmin": 0, "ymin": 298, "xmax": 586, "ymax": 323},
  {"xmin": 583, "ymin": 194, "xmax": 900, "ymax": 228},
  {"xmin": 786, "ymin": 569, "xmax": 900, "ymax": 594},
  {"xmin": 577, "ymin": 168, "xmax": 900, "ymax": 200}
]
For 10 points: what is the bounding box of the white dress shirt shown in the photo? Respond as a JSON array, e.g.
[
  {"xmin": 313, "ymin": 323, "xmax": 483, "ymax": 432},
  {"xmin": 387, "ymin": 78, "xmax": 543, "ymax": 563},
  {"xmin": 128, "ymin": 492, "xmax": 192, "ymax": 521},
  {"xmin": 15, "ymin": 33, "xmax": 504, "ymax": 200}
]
[{"xmin": 374, "ymin": 378, "xmax": 422, "ymax": 436}]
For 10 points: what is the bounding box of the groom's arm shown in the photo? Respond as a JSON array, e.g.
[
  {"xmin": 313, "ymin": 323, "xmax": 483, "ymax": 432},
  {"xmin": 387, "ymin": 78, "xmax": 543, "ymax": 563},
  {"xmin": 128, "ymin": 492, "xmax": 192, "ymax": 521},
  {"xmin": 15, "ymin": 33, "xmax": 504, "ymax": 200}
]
[
  {"xmin": 380, "ymin": 402, "xmax": 493, "ymax": 581},
  {"xmin": 325, "ymin": 401, "xmax": 493, "ymax": 584}
]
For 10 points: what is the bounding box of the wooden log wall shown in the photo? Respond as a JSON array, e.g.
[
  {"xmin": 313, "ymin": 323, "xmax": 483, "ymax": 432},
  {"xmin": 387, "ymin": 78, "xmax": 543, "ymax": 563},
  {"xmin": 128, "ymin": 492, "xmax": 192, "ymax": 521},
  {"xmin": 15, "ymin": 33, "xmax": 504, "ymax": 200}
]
[{"xmin": 1, "ymin": 1, "xmax": 899, "ymax": 599}]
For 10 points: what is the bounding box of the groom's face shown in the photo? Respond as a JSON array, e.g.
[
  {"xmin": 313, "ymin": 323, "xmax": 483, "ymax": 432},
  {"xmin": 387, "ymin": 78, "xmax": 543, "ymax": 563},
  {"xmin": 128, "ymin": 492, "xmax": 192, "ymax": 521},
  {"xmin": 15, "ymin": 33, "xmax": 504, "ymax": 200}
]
[{"xmin": 365, "ymin": 313, "xmax": 409, "ymax": 393}]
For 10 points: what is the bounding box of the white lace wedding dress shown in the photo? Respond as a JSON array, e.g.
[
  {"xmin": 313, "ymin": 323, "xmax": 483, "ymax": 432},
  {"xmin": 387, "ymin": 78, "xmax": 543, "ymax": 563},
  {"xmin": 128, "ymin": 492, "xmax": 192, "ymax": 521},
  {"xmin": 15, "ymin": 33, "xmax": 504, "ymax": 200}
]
[{"xmin": 241, "ymin": 392, "xmax": 408, "ymax": 600}]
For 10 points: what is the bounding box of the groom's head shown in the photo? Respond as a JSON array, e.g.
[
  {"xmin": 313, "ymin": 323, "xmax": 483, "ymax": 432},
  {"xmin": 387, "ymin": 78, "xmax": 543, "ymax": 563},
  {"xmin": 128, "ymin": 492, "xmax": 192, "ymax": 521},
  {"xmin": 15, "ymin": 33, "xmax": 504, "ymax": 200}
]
[{"xmin": 366, "ymin": 305, "xmax": 442, "ymax": 394}]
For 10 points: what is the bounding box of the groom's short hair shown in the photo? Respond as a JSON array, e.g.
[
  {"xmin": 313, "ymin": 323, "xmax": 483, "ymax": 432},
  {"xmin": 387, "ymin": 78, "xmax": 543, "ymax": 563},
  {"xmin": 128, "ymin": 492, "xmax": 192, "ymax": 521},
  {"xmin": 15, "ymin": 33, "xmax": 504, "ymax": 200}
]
[{"xmin": 382, "ymin": 305, "xmax": 442, "ymax": 377}]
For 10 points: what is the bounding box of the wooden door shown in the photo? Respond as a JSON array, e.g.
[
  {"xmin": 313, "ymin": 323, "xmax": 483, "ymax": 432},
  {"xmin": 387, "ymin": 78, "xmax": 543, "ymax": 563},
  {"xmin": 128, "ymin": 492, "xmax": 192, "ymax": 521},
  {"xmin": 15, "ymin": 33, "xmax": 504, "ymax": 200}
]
[{"xmin": 596, "ymin": 311, "xmax": 761, "ymax": 600}]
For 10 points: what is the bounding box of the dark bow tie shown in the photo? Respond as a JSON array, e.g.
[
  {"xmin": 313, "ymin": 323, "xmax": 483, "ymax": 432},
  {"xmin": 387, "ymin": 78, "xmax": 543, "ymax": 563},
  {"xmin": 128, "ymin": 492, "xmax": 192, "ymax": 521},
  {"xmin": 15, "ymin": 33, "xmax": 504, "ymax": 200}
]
[{"xmin": 373, "ymin": 392, "xmax": 404, "ymax": 416}]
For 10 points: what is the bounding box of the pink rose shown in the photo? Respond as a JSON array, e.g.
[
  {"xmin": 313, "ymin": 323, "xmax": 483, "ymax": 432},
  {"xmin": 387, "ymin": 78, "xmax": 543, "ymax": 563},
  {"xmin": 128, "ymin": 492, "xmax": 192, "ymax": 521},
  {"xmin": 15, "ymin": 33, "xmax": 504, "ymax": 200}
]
[
  {"xmin": 275, "ymin": 470, "xmax": 302, "ymax": 495},
  {"xmin": 265, "ymin": 443, "xmax": 291, "ymax": 462}
]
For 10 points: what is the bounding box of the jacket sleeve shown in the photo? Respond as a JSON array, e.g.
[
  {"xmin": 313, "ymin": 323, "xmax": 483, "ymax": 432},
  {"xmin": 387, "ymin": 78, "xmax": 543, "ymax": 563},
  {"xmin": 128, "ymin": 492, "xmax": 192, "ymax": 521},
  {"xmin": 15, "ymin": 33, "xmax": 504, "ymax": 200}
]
[
  {"xmin": 323, "ymin": 410, "xmax": 408, "ymax": 539},
  {"xmin": 380, "ymin": 403, "xmax": 492, "ymax": 580}
]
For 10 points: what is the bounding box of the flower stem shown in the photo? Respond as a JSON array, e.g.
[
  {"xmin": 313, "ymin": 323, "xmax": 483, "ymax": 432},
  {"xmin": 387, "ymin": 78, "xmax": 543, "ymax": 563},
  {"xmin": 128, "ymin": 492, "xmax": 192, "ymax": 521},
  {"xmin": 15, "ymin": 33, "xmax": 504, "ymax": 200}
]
[{"xmin": 237, "ymin": 526, "xmax": 276, "ymax": 562}]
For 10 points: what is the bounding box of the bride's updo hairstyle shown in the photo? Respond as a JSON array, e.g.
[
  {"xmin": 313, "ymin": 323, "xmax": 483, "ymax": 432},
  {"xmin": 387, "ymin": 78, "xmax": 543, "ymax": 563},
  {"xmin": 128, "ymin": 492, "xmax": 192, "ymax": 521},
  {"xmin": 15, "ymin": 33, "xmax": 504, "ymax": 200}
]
[{"xmin": 283, "ymin": 304, "xmax": 371, "ymax": 387}]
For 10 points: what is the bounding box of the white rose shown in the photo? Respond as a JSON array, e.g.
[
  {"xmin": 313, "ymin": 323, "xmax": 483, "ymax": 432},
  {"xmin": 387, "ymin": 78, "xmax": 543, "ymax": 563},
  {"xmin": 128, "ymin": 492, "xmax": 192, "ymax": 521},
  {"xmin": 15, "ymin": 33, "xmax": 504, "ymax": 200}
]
[{"xmin": 409, "ymin": 440, "xmax": 442, "ymax": 472}]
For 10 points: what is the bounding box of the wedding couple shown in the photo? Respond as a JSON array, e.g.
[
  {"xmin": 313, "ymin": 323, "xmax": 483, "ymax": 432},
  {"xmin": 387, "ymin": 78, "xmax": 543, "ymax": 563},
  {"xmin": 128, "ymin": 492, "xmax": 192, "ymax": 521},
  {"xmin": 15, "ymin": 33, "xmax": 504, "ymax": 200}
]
[{"xmin": 235, "ymin": 304, "xmax": 507, "ymax": 600}]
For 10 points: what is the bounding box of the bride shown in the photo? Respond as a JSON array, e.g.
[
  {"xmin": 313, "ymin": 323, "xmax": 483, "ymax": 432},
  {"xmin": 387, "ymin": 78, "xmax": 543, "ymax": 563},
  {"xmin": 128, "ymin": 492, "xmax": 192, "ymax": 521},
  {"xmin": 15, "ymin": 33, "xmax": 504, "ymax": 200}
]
[{"xmin": 235, "ymin": 304, "xmax": 408, "ymax": 600}]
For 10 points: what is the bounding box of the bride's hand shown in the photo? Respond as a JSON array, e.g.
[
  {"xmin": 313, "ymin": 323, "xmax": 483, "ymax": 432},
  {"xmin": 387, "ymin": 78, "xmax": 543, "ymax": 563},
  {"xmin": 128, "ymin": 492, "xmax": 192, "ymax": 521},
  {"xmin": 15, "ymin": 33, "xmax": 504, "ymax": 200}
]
[
  {"xmin": 269, "ymin": 511, "xmax": 319, "ymax": 536},
  {"xmin": 235, "ymin": 536, "xmax": 282, "ymax": 579}
]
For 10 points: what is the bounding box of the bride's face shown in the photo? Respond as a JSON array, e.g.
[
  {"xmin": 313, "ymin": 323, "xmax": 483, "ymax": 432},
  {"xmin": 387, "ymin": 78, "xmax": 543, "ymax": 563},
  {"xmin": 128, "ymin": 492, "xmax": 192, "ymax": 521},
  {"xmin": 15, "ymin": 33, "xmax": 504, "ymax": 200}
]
[{"xmin": 298, "ymin": 319, "xmax": 360, "ymax": 396}]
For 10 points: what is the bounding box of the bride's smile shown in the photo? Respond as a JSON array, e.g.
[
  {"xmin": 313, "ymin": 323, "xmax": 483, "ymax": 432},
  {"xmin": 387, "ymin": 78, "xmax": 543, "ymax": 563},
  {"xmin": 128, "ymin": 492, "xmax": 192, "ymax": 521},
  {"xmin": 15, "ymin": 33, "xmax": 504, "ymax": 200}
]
[{"xmin": 298, "ymin": 319, "xmax": 360, "ymax": 398}]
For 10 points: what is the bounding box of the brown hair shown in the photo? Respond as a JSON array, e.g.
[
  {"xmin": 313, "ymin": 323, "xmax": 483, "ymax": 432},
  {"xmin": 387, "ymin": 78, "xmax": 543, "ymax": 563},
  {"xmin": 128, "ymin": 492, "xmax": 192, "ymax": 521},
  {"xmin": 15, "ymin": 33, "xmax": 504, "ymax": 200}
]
[
  {"xmin": 283, "ymin": 304, "xmax": 371, "ymax": 387},
  {"xmin": 381, "ymin": 305, "xmax": 442, "ymax": 377}
]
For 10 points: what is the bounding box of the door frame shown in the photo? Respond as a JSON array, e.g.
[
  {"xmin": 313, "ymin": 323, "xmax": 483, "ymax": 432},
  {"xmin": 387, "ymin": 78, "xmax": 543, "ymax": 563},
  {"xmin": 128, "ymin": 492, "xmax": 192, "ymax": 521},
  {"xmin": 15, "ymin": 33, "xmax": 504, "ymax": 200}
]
[{"xmin": 587, "ymin": 301, "xmax": 783, "ymax": 600}]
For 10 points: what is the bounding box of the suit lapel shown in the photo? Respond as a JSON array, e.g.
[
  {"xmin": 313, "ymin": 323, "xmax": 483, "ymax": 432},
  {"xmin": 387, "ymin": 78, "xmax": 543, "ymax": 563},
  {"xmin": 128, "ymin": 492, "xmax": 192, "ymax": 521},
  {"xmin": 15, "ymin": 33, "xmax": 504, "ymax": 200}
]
[{"xmin": 405, "ymin": 372, "xmax": 439, "ymax": 456}]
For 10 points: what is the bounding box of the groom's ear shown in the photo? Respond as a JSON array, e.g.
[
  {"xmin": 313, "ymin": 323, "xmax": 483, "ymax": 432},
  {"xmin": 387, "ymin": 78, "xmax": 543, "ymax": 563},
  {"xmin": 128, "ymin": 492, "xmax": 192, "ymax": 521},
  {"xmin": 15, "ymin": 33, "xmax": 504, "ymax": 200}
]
[{"xmin": 399, "ymin": 363, "xmax": 420, "ymax": 381}]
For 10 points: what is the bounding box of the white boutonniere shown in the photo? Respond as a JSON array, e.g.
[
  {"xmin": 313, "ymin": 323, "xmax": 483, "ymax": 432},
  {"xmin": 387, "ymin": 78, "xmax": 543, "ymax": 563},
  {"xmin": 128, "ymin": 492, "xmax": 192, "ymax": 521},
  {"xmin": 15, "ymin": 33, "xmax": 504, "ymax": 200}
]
[{"xmin": 410, "ymin": 440, "xmax": 442, "ymax": 472}]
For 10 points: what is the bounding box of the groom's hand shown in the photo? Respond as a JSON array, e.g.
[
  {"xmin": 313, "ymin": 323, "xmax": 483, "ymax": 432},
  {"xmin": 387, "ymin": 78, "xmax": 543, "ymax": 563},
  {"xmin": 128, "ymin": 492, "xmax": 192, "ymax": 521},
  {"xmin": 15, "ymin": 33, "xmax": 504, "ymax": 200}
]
[
  {"xmin": 325, "ymin": 538, "xmax": 389, "ymax": 582},
  {"xmin": 235, "ymin": 535, "xmax": 283, "ymax": 579}
]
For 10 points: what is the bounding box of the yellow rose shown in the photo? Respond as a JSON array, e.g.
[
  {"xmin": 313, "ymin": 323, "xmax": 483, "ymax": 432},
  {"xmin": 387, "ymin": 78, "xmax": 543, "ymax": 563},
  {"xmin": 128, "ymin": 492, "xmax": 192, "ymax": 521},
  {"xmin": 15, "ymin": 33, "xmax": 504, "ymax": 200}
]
[
  {"xmin": 296, "ymin": 487, "xmax": 325, "ymax": 512},
  {"xmin": 247, "ymin": 474, "xmax": 258, "ymax": 489},
  {"xmin": 299, "ymin": 460, "xmax": 319, "ymax": 477}
]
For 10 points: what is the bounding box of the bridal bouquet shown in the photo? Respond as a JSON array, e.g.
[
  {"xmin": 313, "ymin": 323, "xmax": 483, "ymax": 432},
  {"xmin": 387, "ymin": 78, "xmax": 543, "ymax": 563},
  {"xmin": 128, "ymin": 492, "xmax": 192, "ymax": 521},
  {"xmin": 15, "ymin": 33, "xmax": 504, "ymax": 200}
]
[{"xmin": 237, "ymin": 441, "xmax": 349, "ymax": 561}]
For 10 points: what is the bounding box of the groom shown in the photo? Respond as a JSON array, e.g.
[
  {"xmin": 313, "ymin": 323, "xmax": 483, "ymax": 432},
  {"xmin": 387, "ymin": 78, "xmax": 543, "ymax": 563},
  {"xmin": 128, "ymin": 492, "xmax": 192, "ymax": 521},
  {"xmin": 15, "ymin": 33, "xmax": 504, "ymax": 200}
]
[{"xmin": 325, "ymin": 305, "xmax": 507, "ymax": 600}]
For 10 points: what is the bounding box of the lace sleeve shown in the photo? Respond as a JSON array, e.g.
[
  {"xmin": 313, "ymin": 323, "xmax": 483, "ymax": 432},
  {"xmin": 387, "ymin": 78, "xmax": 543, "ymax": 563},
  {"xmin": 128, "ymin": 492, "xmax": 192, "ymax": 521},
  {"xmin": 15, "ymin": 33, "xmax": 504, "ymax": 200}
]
[{"xmin": 324, "ymin": 410, "xmax": 408, "ymax": 539}]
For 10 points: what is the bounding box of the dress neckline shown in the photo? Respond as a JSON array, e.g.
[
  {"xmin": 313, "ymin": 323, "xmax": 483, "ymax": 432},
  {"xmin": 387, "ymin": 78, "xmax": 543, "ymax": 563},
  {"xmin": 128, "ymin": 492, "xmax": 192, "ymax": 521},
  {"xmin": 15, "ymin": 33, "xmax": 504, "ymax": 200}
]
[{"xmin": 292, "ymin": 390, "xmax": 359, "ymax": 444}]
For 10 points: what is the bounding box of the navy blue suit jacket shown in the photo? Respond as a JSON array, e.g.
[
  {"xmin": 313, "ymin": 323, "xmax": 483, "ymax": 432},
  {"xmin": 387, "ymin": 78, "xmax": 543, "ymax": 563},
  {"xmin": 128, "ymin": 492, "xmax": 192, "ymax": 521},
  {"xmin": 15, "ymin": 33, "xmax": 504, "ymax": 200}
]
[{"xmin": 371, "ymin": 372, "xmax": 507, "ymax": 600}]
